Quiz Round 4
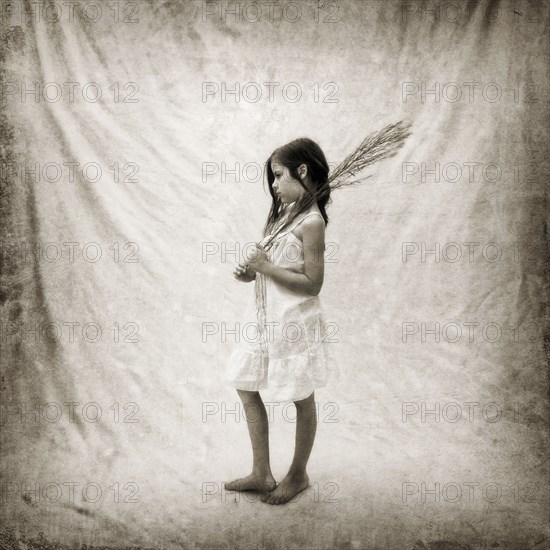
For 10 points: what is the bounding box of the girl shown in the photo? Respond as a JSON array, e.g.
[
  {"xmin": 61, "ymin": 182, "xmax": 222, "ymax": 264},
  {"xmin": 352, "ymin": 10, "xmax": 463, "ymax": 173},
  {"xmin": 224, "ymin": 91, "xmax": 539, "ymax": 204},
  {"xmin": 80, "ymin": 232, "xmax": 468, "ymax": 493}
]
[
  {"xmin": 226, "ymin": 137, "xmax": 334, "ymax": 505},
  {"xmin": 225, "ymin": 122, "xmax": 412, "ymax": 505}
]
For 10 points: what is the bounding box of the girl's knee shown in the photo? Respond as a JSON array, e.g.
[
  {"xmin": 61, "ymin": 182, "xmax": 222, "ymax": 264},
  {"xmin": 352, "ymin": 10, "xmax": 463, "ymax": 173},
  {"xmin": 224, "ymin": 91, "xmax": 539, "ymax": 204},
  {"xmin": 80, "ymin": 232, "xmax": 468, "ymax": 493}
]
[
  {"xmin": 294, "ymin": 392, "xmax": 315, "ymax": 409},
  {"xmin": 237, "ymin": 389, "xmax": 261, "ymax": 402}
]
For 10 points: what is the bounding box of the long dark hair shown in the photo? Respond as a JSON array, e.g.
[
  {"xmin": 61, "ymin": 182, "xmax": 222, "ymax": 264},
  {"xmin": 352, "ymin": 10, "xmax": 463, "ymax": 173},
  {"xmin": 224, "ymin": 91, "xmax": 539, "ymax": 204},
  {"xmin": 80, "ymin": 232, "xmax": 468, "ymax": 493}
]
[
  {"xmin": 260, "ymin": 121, "xmax": 414, "ymax": 249},
  {"xmin": 262, "ymin": 138, "xmax": 331, "ymax": 247}
]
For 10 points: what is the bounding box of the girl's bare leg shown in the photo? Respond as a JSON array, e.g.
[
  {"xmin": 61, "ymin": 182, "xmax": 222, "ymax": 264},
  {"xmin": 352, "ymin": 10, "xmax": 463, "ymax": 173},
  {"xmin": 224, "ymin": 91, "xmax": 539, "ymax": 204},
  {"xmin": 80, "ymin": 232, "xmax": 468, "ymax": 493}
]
[
  {"xmin": 225, "ymin": 389, "xmax": 276, "ymax": 492},
  {"xmin": 262, "ymin": 392, "xmax": 316, "ymax": 504}
]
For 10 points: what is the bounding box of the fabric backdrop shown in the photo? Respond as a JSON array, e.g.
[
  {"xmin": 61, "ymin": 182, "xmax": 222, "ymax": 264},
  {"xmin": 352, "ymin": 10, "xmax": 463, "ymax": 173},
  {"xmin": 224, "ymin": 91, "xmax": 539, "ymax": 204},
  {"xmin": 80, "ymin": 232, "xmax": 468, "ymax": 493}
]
[{"xmin": 1, "ymin": 0, "xmax": 548, "ymax": 548}]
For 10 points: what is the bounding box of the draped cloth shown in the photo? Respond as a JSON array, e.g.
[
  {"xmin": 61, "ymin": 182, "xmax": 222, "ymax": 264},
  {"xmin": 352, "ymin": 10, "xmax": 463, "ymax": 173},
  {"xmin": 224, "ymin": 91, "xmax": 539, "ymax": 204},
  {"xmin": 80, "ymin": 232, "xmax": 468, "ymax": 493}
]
[{"xmin": 1, "ymin": 0, "xmax": 548, "ymax": 548}]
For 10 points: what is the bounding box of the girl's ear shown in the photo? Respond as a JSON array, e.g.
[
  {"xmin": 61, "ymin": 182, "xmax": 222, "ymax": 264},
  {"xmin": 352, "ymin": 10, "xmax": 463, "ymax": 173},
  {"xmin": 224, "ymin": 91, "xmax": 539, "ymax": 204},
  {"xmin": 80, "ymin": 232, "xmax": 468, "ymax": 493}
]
[{"xmin": 298, "ymin": 164, "xmax": 308, "ymax": 179}]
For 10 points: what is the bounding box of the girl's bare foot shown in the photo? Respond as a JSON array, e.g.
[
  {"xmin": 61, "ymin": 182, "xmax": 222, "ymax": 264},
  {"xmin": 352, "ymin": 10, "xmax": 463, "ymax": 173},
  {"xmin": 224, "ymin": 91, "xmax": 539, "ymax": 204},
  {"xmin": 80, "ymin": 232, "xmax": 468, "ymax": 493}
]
[
  {"xmin": 225, "ymin": 473, "xmax": 277, "ymax": 493},
  {"xmin": 261, "ymin": 472, "xmax": 309, "ymax": 504}
]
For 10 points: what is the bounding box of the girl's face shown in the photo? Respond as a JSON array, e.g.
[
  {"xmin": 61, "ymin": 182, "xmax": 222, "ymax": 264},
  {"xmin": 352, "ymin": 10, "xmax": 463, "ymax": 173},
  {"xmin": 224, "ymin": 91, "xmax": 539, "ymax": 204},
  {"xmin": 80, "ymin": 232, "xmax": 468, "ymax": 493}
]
[{"xmin": 271, "ymin": 161, "xmax": 306, "ymax": 204}]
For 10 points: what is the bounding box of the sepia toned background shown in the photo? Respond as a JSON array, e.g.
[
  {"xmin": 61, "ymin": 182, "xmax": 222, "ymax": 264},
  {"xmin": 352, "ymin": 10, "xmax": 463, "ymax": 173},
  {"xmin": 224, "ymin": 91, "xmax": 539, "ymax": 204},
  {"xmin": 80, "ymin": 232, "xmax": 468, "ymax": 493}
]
[{"xmin": 1, "ymin": 0, "xmax": 548, "ymax": 548}]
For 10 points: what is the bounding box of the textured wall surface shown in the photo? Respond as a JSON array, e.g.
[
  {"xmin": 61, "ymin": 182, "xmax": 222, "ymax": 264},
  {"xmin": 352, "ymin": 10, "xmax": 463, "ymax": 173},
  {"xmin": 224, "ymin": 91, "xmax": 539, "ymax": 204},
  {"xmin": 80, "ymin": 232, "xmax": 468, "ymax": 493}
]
[{"xmin": 1, "ymin": 0, "xmax": 548, "ymax": 548}]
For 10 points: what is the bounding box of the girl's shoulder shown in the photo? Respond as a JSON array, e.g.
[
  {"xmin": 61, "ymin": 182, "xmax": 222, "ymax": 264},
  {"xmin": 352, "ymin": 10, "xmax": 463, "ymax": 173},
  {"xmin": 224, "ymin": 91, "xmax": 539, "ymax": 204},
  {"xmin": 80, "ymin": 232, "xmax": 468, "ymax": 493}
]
[
  {"xmin": 291, "ymin": 210, "xmax": 325, "ymax": 240},
  {"xmin": 300, "ymin": 210, "xmax": 324, "ymax": 226}
]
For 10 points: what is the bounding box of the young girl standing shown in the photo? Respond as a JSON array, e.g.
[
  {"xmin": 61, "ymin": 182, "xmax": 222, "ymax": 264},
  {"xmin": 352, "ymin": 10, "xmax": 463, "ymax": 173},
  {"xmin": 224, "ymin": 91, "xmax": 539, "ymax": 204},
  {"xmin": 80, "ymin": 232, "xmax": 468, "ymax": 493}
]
[
  {"xmin": 225, "ymin": 122, "xmax": 412, "ymax": 505},
  {"xmin": 226, "ymin": 138, "xmax": 336, "ymax": 505}
]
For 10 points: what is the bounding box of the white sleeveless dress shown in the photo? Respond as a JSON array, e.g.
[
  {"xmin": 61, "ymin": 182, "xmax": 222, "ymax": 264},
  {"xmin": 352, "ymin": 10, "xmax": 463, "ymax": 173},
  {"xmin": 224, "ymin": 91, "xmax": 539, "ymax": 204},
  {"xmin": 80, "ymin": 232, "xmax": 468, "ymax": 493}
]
[{"xmin": 226, "ymin": 211, "xmax": 339, "ymax": 402}]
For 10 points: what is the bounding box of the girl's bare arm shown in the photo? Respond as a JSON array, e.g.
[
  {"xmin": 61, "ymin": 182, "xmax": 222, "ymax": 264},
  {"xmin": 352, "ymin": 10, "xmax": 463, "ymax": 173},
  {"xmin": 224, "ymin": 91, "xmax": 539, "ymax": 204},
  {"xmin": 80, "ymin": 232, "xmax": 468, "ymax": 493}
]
[{"xmin": 255, "ymin": 216, "xmax": 325, "ymax": 296}]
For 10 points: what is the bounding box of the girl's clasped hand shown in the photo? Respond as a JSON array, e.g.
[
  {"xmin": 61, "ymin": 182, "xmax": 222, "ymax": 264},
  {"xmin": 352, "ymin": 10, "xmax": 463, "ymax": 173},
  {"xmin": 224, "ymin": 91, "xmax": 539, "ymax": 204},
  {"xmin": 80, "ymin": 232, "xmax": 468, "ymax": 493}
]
[
  {"xmin": 245, "ymin": 243, "xmax": 269, "ymax": 272},
  {"xmin": 232, "ymin": 261, "xmax": 255, "ymax": 282},
  {"xmin": 233, "ymin": 243, "xmax": 269, "ymax": 282}
]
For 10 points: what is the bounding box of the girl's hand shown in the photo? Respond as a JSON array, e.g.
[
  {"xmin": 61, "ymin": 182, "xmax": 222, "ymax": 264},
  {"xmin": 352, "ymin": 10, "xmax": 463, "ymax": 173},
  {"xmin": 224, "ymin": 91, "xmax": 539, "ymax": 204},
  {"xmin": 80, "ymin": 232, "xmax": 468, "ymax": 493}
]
[
  {"xmin": 245, "ymin": 243, "xmax": 270, "ymax": 273},
  {"xmin": 233, "ymin": 261, "xmax": 256, "ymax": 282}
]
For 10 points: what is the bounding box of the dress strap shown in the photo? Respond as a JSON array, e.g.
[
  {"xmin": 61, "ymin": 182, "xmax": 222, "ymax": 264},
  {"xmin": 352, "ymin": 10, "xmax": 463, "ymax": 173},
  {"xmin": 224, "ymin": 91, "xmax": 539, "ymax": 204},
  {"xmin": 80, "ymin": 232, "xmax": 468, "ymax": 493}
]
[
  {"xmin": 273, "ymin": 212, "xmax": 324, "ymax": 241},
  {"xmin": 262, "ymin": 212, "xmax": 325, "ymax": 250}
]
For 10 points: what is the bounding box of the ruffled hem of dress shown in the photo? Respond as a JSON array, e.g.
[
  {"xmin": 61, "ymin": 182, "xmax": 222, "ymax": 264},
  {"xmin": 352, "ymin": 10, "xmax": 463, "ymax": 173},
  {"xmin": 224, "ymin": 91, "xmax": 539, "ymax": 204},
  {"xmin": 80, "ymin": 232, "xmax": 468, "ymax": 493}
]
[
  {"xmin": 226, "ymin": 346, "xmax": 268, "ymax": 391},
  {"xmin": 226, "ymin": 339, "xmax": 339, "ymax": 401},
  {"xmin": 267, "ymin": 344, "xmax": 338, "ymax": 402}
]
